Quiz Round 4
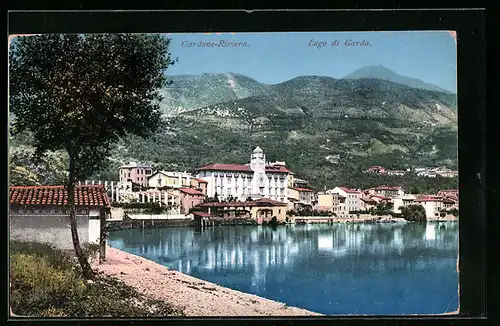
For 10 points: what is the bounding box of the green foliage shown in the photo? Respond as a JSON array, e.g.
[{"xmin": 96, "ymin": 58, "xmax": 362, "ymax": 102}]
[
  {"xmin": 443, "ymin": 208, "xmax": 459, "ymax": 217},
  {"xmin": 9, "ymin": 144, "xmax": 69, "ymax": 185},
  {"xmin": 112, "ymin": 202, "xmax": 172, "ymax": 214},
  {"xmin": 10, "ymin": 64, "xmax": 457, "ymax": 192},
  {"xmin": 9, "ymin": 241, "xmax": 75, "ymax": 271},
  {"xmin": 400, "ymin": 204, "xmax": 427, "ymax": 222},
  {"xmin": 9, "ymin": 34, "xmax": 176, "ymax": 182},
  {"xmin": 9, "ymin": 241, "xmax": 184, "ymax": 317}
]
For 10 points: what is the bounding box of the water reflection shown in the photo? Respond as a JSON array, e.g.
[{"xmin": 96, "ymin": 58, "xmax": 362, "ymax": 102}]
[{"xmin": 108, "ymin": 222, "xmax": 459, "ymax": 315}]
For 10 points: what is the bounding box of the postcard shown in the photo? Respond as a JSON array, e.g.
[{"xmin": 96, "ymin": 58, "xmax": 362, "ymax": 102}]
[{"xmin": 9, "ymin": 30, "xmax": 459, "ymax": 317}]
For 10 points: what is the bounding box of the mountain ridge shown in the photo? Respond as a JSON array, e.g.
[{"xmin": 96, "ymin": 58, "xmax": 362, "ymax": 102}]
[
  {"xmin": 343, "ymin": 65, "xmax": 454, "ymax": 94},
  {"xmin": 10, "ymin": 71, "xmax": 458, "ymax": 191}
]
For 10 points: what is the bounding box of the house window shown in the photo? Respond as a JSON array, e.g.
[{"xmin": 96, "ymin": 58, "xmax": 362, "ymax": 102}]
[
  {"xmin": 128, "ymin": 173, "xmax": 131, "ymax": 177},
  {"xmin": 158, "ymin": 178, "xmax": 162, "ymax": 186}
]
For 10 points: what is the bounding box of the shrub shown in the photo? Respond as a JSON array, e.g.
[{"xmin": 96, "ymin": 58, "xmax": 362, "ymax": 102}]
[
  {"xmin": 10, "ymin": 253, "xmax": 87, "ymax": 316},
  {"xmin": 9, "ymin": 241, "xmax": 75, "ymax": 271},
  {"xmin": 82, "ymin": 243, "xmax": 101, "ymax": 263},
  {"xmin": 10, "ymin": 241, "xmax": 184, "ymax": 317},
  {"xmin": 400, "ymin": 204, "xmax": 427, "ymax": 222}
]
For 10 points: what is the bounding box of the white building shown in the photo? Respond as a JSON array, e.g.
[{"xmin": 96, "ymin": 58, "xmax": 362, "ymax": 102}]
[
  {"xmin": 148, "ymin": 170, "xmax": 192, "ymax": 188},
  {"xmin": 9, "ymin": 185, "xmax": 110, "ymax": 250},
  {"xmin": 413, "ymin": 196, "xmax": 445, "ymax": 219},
  {"xmin": 392, "ymin": 194, "xmax": 416, "ymax": 213},
  {"xmin": 327, "ymin": 187, "xmax": 363, "ymax": 212},
  {"xmin": 194, "ymin": 147, "xmax": 291, "ymax": 202}
]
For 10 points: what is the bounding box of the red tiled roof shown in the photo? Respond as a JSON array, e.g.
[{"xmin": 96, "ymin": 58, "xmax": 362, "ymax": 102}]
[
  {"xmin": 10, "ymin": 185, "xmax": 111, "ymax": 208},
  {"xmin": 265, "ymin": 165, "xmax": 292, "ymax": 174},
  {"xmin": 370, "ymin": 194, "xmax": 391, "ymax": 200},
  {"xmin": 338, "ymin": 187, "xmax": 362, "ymax": 194},
  {"xmin": 192, "ymin": 212, "xmax": 212, "ymax": 217},
  {"xmin": 415, "ymin": 195, "xmax": 443, "ymax": 202},
  {"xmin": 196, "ymin": 163, "xmax": 292, "ymax": 174},
  {"xmin": 291, "ymin": 187, "xmax": 314, "ymax": 192},
  {"xmin": 197, "ymin": 198, "xmax": 287, "ymax": 208},
  {"xmin": 196, "ymin": 163, "xmax": 252, "ymax": 172},
  {"xmin": 361, "ymin": 197, "xmax": 377, "ymax": 203},
  {"xmin": 179, "ymin": 188, "xmax": 204, "ymax": 196},
  {"xmin": 193, "ymin": 178, "xmax": 208, "ymax": 183}
]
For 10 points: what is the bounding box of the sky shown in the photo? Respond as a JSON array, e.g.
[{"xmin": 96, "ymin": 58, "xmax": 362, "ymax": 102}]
[{"xmin": 164, "ymin": 31, "xmax": 457, "ymax": 93}]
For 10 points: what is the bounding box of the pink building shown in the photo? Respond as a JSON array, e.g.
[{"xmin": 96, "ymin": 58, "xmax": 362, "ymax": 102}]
[
  {"xmin": 179, "ymin": 188, "xmax": 205, "ymax": 215},
  {"xmin": 190, "ymin": 178, "xmax": 208, "ymax": 196},
  {"xmin": 119, "ymin": 162, "xmax": 154, "ymax": 187}
]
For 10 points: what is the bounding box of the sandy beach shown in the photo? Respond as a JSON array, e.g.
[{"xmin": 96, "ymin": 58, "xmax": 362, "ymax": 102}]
[{"xmin": 92, "ymin": 246, "xmax": 322, "ymax": 317}]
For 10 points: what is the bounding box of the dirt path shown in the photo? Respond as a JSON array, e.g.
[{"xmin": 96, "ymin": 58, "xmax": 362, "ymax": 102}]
[{"xmin": 92, "ymin": 247, "xmax": 322, "ymax": 317}]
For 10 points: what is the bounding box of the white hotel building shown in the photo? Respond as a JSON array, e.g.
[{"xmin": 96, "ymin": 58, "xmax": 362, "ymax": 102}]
[{"xmin": 194, "ymin": 147, "xmax": 291, "ymax": 202}]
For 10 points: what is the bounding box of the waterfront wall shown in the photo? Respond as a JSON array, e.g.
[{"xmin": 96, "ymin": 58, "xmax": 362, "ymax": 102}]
[
  {"xmin": 107, "ymin": 217, "xmax": 259, "ymax": 231},
  {"xmin": 107, "ymin": 218, "xmax": 196, "ymax": 231}
]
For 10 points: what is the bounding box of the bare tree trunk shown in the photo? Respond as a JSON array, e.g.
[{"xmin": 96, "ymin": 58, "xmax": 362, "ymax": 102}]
[{"xmin": 67, "ymin": 154, "xmax": 95, "ymax": 279}]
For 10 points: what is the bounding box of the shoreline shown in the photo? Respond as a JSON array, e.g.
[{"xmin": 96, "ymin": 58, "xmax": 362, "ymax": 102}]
[{"xmin": 92, "ymin": 246, "xmax": 322, "ymax": 317}]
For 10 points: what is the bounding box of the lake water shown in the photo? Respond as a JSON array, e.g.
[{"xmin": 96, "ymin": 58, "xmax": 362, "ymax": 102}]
[{"xmin": 107, "ymin": 222, "xmax": 459, "ymax": 315}]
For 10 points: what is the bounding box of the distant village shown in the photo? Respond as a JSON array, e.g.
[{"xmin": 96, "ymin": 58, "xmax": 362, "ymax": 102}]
[
  {"xmin": 364, "ymin": 165, "xmax": 458, "ymax": 178},
  {"xmin": 69, "ymin": 147, "xmax": 460, "ymax": 223},
  {"xmin": 9, "ymin": 145, "xmax": 459, "ymax": 251}
]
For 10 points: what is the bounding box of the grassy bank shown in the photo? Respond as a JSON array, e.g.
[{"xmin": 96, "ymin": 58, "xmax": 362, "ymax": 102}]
[{"xmin": 9, "ymin": 241, "xmax": 184, "ymax": 317}]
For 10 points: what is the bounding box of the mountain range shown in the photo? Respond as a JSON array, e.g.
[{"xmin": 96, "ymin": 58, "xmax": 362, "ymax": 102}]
[
  {"xmin": 10, "ymin": 66, "xmax": 459, "ymax": 191},
  {"xmin": 343, "ymin": 65, "xmax": 454, "ymax": 94}
]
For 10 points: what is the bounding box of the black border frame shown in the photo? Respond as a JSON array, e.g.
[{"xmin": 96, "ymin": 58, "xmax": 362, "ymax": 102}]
[{"xmin": 5, "ymin": 9, "xmax": 487, "ymax": 325}]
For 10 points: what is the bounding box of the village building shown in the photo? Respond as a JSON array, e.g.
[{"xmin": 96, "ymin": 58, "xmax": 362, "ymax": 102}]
[
  {"xmin": 178, "ymin": 188, "xmax": 205, "ymax": 215},
  {"xmin": 437, "ymin": 189, "xmax": 459, "ymax": 198},
  {"xmin": 392, "ymin": 194, "xmax": 417, "ymax": 213},
  {"xmin": 194, "ymin": 198, "xmax": 288, "ymax": 223},
  {"xmin": 292, "ymin": 178, "xmax": 309, "ymax": 188},
  {"xmin": 360, "ymin": 197, "xmax": 378, "ymax": 210},
  {"xmin": 287, "ymin": 187, "xmax": 314, "ymax": 211},
  {"xmin": 368, "ymin": 194, "xmax": 393, "ymax": 204},
  {"xmin": 372, "ymin": 186, "xmax": 405, "ymax": 198},
  {"xmin": 316, "ymin": 192, "xmax": 347, "ymax": 216},
  {"xmin": 119, "ymin": 162, "xmax": 153, "ymax": 187},
  {"xmin": 194, "ymin": 147, "xmax": 292, "ymax": 202},
  {"xmin": 413, "ymin": 195, "xmax": 446, "ymax": 219},
  {"xmin": 327, "ymin": 187, "xmax": 363, "ymax": 213},
  {"xmin": 9, "ymin": 185, "xmax": 110, "ymax": 250},
  {"xmin": 385, "ymin": 170, "xmax": 406, "ymax": 176},
  {"xmin": 365, "ymin": 166, "xmax": 386, "ymax": 174},
  {"xmin": 148, "ymin": 170, "xmax": 192, "ymax": 188}
]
